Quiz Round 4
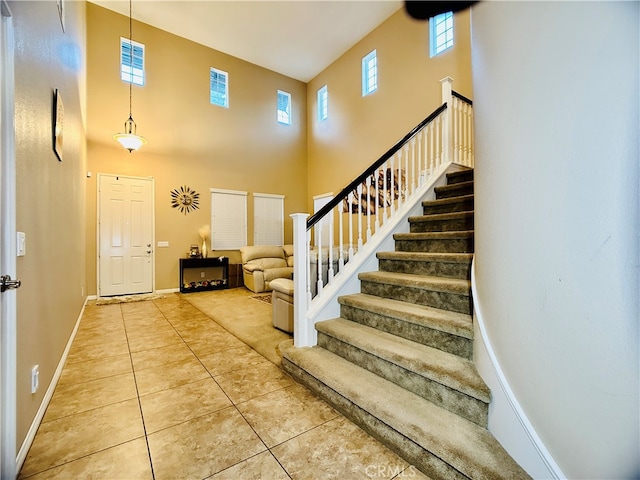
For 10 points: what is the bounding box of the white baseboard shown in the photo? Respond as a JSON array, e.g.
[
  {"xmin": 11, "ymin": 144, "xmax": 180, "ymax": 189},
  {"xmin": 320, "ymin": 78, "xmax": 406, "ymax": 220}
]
[
  {"xmin": 16, "ymin": 297, "xmax": 88, "ymax": 472},
  {"xmin": 471, "ymin": 259, "xmax": 566, "ymax": 480},
  {"xmin": 156, "ymin": 288, "xmax": 179, "ymax": 294}
]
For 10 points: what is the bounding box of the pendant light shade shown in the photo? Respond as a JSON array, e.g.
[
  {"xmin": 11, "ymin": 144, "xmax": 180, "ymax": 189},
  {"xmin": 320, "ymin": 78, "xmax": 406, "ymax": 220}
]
[
  {"xmin": 114, "ymin": 0, "xmax": 146, "ymax": 153},
  {"xmin": 114, "ymin": 114, "xmax": 147, "ymax": 152}
]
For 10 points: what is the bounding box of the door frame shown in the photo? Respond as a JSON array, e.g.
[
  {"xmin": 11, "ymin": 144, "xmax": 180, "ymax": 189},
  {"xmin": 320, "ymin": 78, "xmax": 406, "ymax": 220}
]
[
  {"xmin": 0, "ymin": 2, "xmax": 16, "ymax": 478},
  {"xmin": 96, "ymin": 173, "xmax": 155, "ymax": 297}
]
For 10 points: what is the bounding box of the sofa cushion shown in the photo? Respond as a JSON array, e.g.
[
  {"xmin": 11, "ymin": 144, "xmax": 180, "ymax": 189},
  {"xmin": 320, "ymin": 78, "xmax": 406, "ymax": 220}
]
[
  {"xmin": 244, "ymin": 258, "xmax": 287, "ymax": 272},
  {"xmin": 283, "ymin": 244, "xmax": 294, "ymax": 267},
  {"xmin": 240, "ymin": 245, "xmax": 285, "ymax": 263},
  {"xmin": 264, "ymin": 267, "xmax": 293, "ymax": 282}
]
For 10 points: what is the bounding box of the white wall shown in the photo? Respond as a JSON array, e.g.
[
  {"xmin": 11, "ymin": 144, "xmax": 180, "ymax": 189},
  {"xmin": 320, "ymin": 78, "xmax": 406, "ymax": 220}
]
[{"xmin": 471, "ymin": 2, "xmax": 639, "ymax": 479}]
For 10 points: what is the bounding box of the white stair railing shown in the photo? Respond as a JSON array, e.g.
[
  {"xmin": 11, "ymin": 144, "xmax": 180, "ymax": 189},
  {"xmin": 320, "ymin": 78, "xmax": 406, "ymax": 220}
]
[{"xmin": 291, "ymin": 77, "xmax": 474, "ymax": 347}]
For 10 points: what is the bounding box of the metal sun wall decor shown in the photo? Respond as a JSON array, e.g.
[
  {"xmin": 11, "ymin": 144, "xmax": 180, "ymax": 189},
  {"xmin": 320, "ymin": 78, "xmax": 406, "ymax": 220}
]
[{"xmin": 171, "ymin": 185, "xmax": 200, "ymax": 214}]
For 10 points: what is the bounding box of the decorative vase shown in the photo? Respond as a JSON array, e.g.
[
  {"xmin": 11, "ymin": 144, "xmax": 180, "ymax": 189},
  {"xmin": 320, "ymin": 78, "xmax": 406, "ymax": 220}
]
[{"xmin": 202, "ymin": 240, "xmax": 208, "ymax": 258}]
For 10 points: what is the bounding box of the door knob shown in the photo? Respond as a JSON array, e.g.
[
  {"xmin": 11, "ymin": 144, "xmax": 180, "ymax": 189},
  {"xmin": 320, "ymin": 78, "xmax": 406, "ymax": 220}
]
[{"xmin": 1, "ymin": 274, "xmax": 21, "ymax": 292}]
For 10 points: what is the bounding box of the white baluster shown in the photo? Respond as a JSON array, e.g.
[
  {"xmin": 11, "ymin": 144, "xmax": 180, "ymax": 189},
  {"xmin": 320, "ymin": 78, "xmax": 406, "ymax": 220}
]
[
  {"xmin": 366, "ymin": 175, "xmax": 372, "ymax": 241},
  {"xmin": 374, "ymin": 169, "xmax": 380, "ymax": 231},
  {"xmin": 316, "ymin": 220, "xmax": 323, "ymax": 296},
  {"xmin": 390, "ymin": 156, "xmax": 396, "ymax": 214},
  {"xmin": 339, "ymin": 199, "xmax": 345, "ymax": 270},
  {"xmin": 290, "ymin": 213, "xmax": 312, "ymax": 347},
  {"xmin": 348, "ymin": 191, "xmax": 354, "ymax": 259},
  {"xmin": 357, "ymin": 183, "xmax": 363, "ymax": 250},
  {"xmin": 328, "ymin": 206, "xmax": 334, "ymax": 283}
]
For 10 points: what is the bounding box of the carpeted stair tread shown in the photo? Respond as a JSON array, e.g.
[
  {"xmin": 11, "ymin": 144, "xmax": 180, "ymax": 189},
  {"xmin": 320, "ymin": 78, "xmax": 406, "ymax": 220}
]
[
  {"xmin": 359, "ymin": 271, "xmax": 470, "ymax": 295},
  {"xmin": 408, "ymin": 211, "xmax": 474, "ymax": 224},
  {"xmin": 316, "ymin": 318, "xmax": 490, "ymax": 402},
  {"xmin": 445, "ymin": 169, "xmax": 474, "ymax": 184},
  {"xmin": 338, "ymin": 292, "xmax": 472, "ymax": 339},
  {"xmin": 394, "ymin": 230, "xmax": 474, "ymax": 241},
  {"xmin": 422, "ymin": 194, "xmax": 474, "ymax": 208},
  {"xmin": 434, "ymin": 181, "xmax": 474, "ymax": 199},
  {"xmin": 377, "ymin": 251, "xmax": 473, "ymax": 265},
  {"xmin": 281, "ymin": 344, "xmax": 530, "ymax": 480}
]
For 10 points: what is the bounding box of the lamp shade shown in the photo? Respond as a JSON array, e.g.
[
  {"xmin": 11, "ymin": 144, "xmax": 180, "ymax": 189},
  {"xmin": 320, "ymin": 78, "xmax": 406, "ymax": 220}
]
[{"xmin": 113, "ymin": 114, "xmax": 146, "ymax": 152}]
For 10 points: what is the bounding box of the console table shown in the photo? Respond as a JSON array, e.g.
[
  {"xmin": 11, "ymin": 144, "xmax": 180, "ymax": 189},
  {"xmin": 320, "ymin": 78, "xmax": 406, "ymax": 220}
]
[{"xmin": 179, "ymin": 257, "xmax": 228, "ymax": 293}]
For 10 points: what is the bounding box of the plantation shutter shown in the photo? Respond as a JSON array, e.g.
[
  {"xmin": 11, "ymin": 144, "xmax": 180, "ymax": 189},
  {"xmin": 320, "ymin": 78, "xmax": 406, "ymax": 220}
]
[{"xmin": 210, "ymin": 189, "xmax": 247, "ymax": 249}]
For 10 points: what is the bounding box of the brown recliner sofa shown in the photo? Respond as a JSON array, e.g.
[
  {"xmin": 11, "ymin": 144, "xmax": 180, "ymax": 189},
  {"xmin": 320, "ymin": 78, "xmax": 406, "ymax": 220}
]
[{"xmin": 239, "ymin": 245, "xmax": 293, "ymax": 293}]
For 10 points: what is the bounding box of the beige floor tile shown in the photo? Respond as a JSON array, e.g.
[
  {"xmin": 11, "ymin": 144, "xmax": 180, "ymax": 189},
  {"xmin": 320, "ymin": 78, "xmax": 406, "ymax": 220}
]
[
  {"xmin": 57, "ymin": 352, "xmax": 132, "ymax": 387},
  {"xmin": 43, "ymin": 371, "xmax": 138, "ymax": 422},
  {"xmin": 199, "ymin": 344, "xmax": 269, "ymax": 376},
  {"xmin": 130, "ymin": 342, "xmax": 196, "ymax": 371},
  {"xmin": 237, "ymin": 383, "xmax": 338, "ymax": 447},
  {"xmin": 175, "ymin": 323, "xmax": 230, "ymax": 343},
  {"xmin": 139, "ymin": 377, "xmax": 232, "ymax": 433},
  {"xmin": 126, "ymin": 328, "xmax": 184, "ymax": 353},
  {"xmin": 214, "ymin": 361, "xmax": 295, "ymax": 404},
  {"xmin": 271, "ymin": 416, "xmax": 410, "ymax": 480},
  {"xmin": 21, "ymin": 437, "xmax": 153, "ymax": 480},
  {"xmin": 134, "ymin": 355, "xmax": 210, "ymax": 396},
  {"xmin": 20, "ymin": 399, "xmax": 145, "ymax": 477},
  {"xmin": 66, "ymin": 337, "xmax": 130, "ymax": 364},
  {"xmin": 210, "ymin": 451, "xmax": 290, "ymax": 479},
  {"xmin": 187, "ymin": 332, "xmax": 247, "ymax": 356},
  {"xmin": 147, "ymin": 406, "xmax": 266, "ymax": 480},
  {"xmin": 124, "ymin": 321, "xmax": 177, "ymax": 339}
]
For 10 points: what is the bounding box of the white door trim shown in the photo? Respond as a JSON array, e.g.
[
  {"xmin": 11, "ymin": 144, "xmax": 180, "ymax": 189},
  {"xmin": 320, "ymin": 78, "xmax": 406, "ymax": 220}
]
[
  {"xmin": 96, "ymin": 173, "xmax": 155, "ymax": 297},
  {"xmin": 0, "ymin": 2, "xmax": 17, "ymax": 478}
]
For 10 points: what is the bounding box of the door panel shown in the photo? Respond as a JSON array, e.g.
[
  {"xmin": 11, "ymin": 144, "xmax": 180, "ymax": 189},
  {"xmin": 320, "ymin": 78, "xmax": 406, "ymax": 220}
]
[{"xmin": 98, "ymin": 175, "xmax": 153, "ymax": 296}]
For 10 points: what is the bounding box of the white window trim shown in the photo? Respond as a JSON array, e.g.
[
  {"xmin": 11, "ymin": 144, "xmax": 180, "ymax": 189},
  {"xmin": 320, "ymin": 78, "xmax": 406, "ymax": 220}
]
[
  {"xmin": 429, "ymin": 11, "xmax": 454, "ymax": 57},
  {"xmin": 317, "ymin": 85, "xmax": 328, "ymax": 122},
  {"xmin": 120, "ymin": 37, "xmax": 145, "ymax": 86},
  {"xmin": 362, "ymin": 49, "xmax": 377, "ymax": 96},
  {"xmin": 210, "ymin": 188, "xmax": 247, "ymax": 249},
  {"xmin": 210, "ymin": 67, "xmax": 229, "ymax": 108},
  {"xmin": 277, "ymin": 90, "xmax": 292, "ymax": 125},
  {"xmin": 254, "ymin": 193, "xmax": 285, "ymax": 246}
]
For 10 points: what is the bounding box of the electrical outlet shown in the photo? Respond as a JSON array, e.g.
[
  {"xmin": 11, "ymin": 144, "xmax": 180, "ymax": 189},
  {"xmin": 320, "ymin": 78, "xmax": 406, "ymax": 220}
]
[
  {"xmin": 200, "ymin": 271, "xmax": 205, "ymax": 278},
  {"xmin": 31, "ymin": 365, "xmax": 39, "ymax": 394}
]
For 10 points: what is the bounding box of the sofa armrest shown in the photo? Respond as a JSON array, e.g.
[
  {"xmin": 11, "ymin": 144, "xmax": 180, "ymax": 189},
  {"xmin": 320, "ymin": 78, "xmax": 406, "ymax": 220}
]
[{"xmin": 243, "ymin": 263, "xmax": 264, "ymax": 273}]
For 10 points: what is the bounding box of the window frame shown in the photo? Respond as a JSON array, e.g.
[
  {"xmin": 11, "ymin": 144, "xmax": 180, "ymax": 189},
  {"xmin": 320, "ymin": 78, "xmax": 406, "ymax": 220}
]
[
  {"xmin": 277, "ymin": 90, "xmax": 292, "ymax": 125},
  {"xmin": 210, "ymin": 67, "xmax": 229, "ymax": 108},
  {"xmin": 429, "ymin": 11, "xmax": 454, "ymax": 57},
  {"xmin": 317, "ymin": 85, "xmax": 328, "ymax": 122},
  {"xmin": 362, "ymin": 49, "xmax": 378, "ymax": 96},
  {"xmin": 120, "ymin": 37, "xmax": 145, "ymax": 86}
]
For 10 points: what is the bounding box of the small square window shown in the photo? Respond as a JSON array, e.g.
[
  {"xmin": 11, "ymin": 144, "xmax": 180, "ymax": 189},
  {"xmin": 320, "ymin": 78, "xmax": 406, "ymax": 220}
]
[
  {"xmin": 362, "ymin": 50, "xmax": 377, "ymax": 96},
  {"xmin": 210, "ymin": 67, "xmax": 229, "ymax": 108},
  {"xmin": 429, "ymin": 11, "xmax": 454, "ymax": 57},
  {"xmin": 120, "ymin": 38, "xmax": 145, "ymax": 86},
  {"xmin": 317, "ymin": 85, "xmax": 328, "ymax": 122},
  {"xmin": 277, "ymin": 90, "xmax": 291, "ymax": 125}
]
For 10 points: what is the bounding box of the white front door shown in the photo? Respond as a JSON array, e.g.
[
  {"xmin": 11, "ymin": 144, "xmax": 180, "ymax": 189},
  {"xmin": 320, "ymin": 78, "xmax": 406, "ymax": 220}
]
[
  {"xmin": 98, "ymin": 174, "xmax": 154, "ymax": 296},
  {"xmin": 0, "ymin": 2, "xmax": 16, "ymax": 478}
]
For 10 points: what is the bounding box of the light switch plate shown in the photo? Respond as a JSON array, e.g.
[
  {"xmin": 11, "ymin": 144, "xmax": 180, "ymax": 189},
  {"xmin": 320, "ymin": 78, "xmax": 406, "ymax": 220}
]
[
  {"xmin": 17, "ymin": 232, "xmax": 25, "ymax": 256},
  {"xmin": 157, "ymin": 241, "xmax": 169, "ymax": 247}
]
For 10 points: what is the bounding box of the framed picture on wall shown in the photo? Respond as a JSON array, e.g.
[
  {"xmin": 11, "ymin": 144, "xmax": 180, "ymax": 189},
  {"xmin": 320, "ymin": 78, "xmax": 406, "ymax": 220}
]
[{"xmin": 53, "ymin": 89, "xmax": 64, "ymax": 162}]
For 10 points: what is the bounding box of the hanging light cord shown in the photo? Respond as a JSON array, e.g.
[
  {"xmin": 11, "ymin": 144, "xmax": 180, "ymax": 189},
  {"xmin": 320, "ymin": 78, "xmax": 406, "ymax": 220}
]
[{"xmin": 128, "ymin": 0, "xmax": 133, "ymax": 119}]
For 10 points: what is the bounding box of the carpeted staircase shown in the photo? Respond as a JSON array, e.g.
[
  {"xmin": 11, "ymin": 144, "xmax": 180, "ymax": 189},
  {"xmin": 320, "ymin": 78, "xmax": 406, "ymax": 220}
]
[{"xmin": 282, "ymin": 169, "xmax": 531, "ymax": 479}]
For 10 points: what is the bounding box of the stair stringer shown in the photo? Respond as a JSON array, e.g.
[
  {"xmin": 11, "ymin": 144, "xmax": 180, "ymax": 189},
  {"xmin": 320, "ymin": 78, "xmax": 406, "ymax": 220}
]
[{"xmin": 307, "ymin": 162, "xmax": 469, "ymax": 336}]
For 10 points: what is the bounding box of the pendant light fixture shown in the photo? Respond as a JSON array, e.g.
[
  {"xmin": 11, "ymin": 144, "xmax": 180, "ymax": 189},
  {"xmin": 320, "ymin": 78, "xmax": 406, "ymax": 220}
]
[{"xmin": 113, "ymin": 0, "xmax": 146, "ymax": 152}]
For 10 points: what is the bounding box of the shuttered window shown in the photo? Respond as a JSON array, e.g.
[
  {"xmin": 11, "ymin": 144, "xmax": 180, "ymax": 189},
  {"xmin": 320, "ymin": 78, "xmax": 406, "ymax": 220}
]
[
  {"xmin": 210, "ymin": 189, "xmax": 247, "ymax": 249},
  {"xmin": 120, "ymin": 38, "xmax": 145, "ymax": 86},
  {"xmin": 430, "ymin": 11, "xmax": 454, "ymax": 57},
  {"xmin": 277, "ymin": 90, "xmax": 291, "ymax": 125},
  {"xmin": 254, "ymin": 193, "xmax": 284, "ymax": 246},
  {"xmin": 362, "ymin": 50, "xmax": 377, "ymax": 96},
  {"xmin": 210, "ymin": 68, "xmax": 229, "ymax": 108}
]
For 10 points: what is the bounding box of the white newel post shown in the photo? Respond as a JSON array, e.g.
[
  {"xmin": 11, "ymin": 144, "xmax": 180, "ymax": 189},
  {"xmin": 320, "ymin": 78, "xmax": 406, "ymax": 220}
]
[
  {"xmin": 440, "ymin": 76, "xmax": 453, "ymax": 164},
  {"xmin": 290, "ymin": 213, "xmax": 314, "ymax": 347}
]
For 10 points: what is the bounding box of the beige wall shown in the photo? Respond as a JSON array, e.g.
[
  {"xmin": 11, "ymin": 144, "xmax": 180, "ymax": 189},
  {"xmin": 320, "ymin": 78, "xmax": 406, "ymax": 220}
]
[
  {"xmin": 12, "ymin": 0, "xmax": 87, "ymax": 448},
  {"xmin": 86, "ymin": 4, "xmax": 307, "ymax": 294},
  {"xmin": 306, "ymin": 8, "xmax": 472, "ymax": 205}
]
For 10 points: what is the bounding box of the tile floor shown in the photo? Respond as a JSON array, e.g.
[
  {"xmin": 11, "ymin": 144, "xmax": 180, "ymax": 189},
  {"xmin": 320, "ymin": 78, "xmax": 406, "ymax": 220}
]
[{"xmin": 19, "ymin": 293, "xmax": 424, "ymax": 479}]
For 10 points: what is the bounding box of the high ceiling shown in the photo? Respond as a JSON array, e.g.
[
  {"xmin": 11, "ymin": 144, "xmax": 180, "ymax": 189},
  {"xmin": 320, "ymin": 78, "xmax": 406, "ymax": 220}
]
[{"xmin": 89, "ymin": 0, "xmax": 404, "ymax": 82}]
